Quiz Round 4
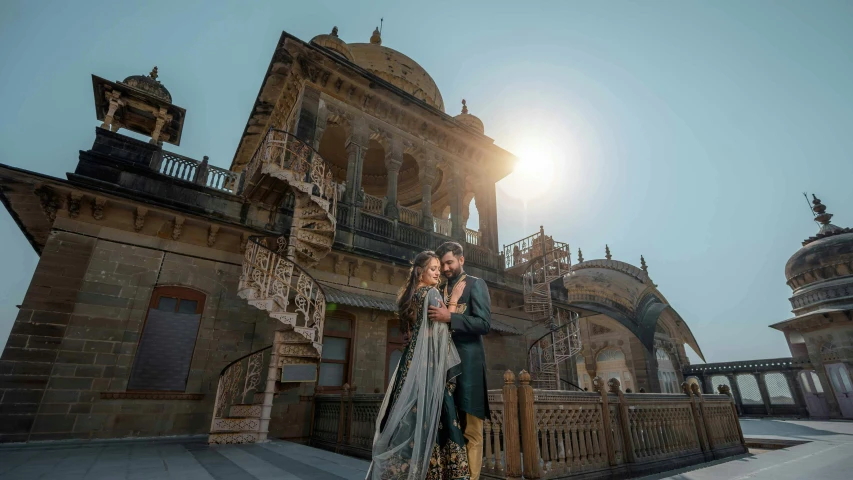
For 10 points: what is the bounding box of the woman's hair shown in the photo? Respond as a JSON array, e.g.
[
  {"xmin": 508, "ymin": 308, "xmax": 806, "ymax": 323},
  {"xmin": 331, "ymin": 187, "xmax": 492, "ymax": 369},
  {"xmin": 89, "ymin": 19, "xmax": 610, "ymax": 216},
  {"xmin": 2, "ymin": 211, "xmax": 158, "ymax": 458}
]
[{"xmin": 396, "ymin": 250, "xmax": 439, "ymax": 330}]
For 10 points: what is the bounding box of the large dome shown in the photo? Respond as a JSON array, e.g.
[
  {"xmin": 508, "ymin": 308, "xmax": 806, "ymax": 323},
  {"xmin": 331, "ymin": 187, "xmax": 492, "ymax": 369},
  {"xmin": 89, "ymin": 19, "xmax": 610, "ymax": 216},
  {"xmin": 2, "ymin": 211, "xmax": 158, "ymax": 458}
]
[
  {"xmin": 784, "ymin": 196, "xmax": 853, "ymax": 313},
  {"xmin": 349, "ymin": 28, "xmax": 444, "ymax": 111}
]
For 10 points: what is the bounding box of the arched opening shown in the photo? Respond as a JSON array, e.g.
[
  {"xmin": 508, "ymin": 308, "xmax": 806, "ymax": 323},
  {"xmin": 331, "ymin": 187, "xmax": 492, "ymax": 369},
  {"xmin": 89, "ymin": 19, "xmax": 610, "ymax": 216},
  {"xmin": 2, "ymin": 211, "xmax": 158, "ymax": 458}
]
[
  {"xmin": 128, "ymin": 286, "xmax": 206, "ymax": 392},
  {"xmin": 316, "ymin": 124, "xmax": 349, "ymax": 184},
  {"xmin": 596, "ymin": 348, "xmax": 633, "ymax": 392},
  {"xmin": 655, "ymin": 348, "xmax": 680, "ymax": 393}
]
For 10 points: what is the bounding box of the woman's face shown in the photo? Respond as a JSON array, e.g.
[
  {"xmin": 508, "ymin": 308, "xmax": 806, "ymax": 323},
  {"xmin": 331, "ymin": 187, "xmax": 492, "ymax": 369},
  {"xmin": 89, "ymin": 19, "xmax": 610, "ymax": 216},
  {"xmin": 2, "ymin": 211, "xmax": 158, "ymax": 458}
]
[{"xmin": 419, "ymin": 257, "xmax": 441, "ymax": 286}]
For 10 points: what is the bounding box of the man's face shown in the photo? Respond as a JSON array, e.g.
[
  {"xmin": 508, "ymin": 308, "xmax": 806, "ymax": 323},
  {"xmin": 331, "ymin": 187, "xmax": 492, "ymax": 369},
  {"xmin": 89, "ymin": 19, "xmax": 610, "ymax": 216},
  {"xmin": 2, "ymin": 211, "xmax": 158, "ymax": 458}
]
[{"xmin": 440, "ymin": 252, "xmax": 464, "ymax": 279}]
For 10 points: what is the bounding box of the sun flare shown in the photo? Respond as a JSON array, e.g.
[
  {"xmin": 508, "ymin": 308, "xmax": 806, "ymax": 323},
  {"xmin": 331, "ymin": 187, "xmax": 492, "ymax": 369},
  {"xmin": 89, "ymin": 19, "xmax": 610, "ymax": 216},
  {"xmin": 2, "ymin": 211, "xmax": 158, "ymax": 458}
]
[{"xmin": 499, "ymin": 142, "xmax": 557, "ymax": 201}]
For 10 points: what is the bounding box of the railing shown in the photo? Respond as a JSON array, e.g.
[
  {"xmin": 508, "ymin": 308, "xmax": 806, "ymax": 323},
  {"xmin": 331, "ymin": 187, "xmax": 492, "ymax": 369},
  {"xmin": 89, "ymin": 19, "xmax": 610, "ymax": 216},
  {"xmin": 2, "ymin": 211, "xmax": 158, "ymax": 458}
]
[
  {"xmin": 465, "ymin": 227, "xmax": 481, "ymax": 246},
  {"xmin": 434, "ymin": 217, "xmax": 451, "ymax": 236},
  {"xmin": 208, "ymin": 346, "xmax": 272, "ymax": 442},
  {"xmin": 399, "ymin": 205, "xmax": 422, "ymax": 226},
  {"xmin": 243, "ymin": 128, "xmax": 338, "ymax": 213},
  {"xmin": 156, "ymin": 151, "xmax": 242, "ymax": 194},
  {"xmin": 237, "ymin": 236, "xmax": 326, "ymax": 352},
  {"xmin": 312, "ymin": 386, "xmax": 383, "ymax": 458},
  {"xmin": 311, "ymin": 372, "xmax": 746, "ymax": 479},
  {"xmin": 362, "ymin": 192, "xmax": 385, "ymax": 215}
]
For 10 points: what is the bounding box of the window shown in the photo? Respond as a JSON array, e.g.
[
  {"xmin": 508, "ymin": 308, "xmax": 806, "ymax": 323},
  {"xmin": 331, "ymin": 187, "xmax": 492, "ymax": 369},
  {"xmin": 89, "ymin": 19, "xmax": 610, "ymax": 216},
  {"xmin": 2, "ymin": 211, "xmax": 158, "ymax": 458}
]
[
  {"xmin": 386, "ymin": 320, "xmax": 406, "ymax": 388},
  {"xmin": 318, "ymin": 312, "xmax": 354, "ymax": 391},
  {"xmin": 128, "ymin": 286, "xmax": 205, "ymax": 392}
]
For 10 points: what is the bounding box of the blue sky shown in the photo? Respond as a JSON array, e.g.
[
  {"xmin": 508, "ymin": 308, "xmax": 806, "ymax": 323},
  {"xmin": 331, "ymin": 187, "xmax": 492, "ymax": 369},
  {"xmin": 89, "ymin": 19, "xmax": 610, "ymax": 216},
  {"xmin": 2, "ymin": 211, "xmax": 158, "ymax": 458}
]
[{"xmin": 1, "ymin": 0, "xmax": 851, "ymax": 363}]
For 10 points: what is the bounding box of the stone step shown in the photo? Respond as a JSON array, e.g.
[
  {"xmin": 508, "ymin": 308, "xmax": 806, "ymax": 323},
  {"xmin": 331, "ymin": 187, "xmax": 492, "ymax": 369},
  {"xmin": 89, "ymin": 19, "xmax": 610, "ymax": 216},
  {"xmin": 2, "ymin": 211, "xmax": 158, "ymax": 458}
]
[
  {"xmin": 230, "ymin": 404, "xmax": 262, "ymax": 417},
  {"xmin": 211, "ymin": 416, "xmax": 261, "ymax": 433},
  {"xmin": 207, "ymin": 431, "xmax": 261, "ymax": 445}
]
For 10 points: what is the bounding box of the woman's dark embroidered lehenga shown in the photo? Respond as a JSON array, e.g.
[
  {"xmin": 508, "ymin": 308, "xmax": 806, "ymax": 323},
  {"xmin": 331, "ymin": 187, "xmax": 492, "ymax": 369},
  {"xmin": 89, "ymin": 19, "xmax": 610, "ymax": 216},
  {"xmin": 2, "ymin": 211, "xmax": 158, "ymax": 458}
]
[{"xmin": 369, "ymin": 286, "xmax": 471, "ymax": 480}]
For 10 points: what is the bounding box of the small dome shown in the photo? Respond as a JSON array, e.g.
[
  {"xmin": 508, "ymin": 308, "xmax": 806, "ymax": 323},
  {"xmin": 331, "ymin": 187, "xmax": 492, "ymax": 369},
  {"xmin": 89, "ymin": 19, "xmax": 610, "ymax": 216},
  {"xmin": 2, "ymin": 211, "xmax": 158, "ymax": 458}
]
[
  {"xmin": 350, "ymin": 27, "xmax": 444, "ymax": 111},
  {"xmin": 785, "ymin": 196, "xmax": 853, "ymax": 292},
  {"xmin": 121, "ymin": 67, "xmax": 171, "ymax": 103},
  {"xmin": 311, "ymin": 27, "xmax": 355, "ymax": 63},
  {"xmin": 454, "ymin": 99, "xmax": 485, "ymax": 134}
]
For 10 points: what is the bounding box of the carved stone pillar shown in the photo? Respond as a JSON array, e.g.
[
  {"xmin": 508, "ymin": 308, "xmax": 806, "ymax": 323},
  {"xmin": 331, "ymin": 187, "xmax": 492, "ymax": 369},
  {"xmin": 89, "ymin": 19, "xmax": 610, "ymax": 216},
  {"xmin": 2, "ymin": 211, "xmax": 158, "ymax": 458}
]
[
  {"xmin": 473, "ymin": 180, "xmax": 498, "ymax": 250},
  {"xmin": 149, "ymin": 107, "xmax": 170, "ymax": 145},
  {"xmin": 345, "ymin": 118, "xmax": 368, "ymax": 205},
  {"xmin": 420, "ymin": 156, "xmax": 438, "ymax": 231},
  {"xmin": 726, "ymin": 374, "xmax": 743, "ymax": 415},
  {"xmin": 448, "ymin": 164, "xmax": 465, "ymax": 241},
  {"xmin": 784, "ymin": 370, "xmax": 809, "ymax": 417},
  {"xmin": 314, "ymin": 106, "xmax": 329, "ymax": 151},
  {"xmin": 383, "ymin": 136, "xmax": 403, "ymax": 219},
  {"xmin": 100, "ymin": 91, "xmax": 123, "ymax": 131}
]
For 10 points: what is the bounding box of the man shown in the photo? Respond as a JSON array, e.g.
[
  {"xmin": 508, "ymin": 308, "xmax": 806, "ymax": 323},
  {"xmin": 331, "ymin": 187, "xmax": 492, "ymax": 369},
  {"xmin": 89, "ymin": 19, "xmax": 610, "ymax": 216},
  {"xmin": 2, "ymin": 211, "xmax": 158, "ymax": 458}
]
[{"xmin": 428, "ymin": 241, "xmax": 491, "ymax": 480}]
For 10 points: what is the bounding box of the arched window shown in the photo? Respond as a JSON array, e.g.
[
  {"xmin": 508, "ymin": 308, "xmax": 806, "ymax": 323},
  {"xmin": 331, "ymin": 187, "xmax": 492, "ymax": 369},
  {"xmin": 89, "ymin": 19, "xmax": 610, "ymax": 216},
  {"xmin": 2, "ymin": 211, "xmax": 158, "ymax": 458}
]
[
  {"xmin": 655, "ymin": 348, "xmax": 680, "ymax": 393},
  {"xmin": 595, "ymin": 348, "xmax": 632, "ymax": 391},
  {"xmin": 128, "ymin": 286, "xmax": 205, "ymax": 392}
]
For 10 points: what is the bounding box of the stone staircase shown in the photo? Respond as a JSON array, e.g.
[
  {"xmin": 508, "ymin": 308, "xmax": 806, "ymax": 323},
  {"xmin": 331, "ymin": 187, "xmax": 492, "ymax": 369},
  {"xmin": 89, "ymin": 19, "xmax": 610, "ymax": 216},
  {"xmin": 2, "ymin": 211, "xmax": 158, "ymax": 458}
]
[{"xmin": 208, "ymin": 129, "xmax": 337, "ymax": 444}]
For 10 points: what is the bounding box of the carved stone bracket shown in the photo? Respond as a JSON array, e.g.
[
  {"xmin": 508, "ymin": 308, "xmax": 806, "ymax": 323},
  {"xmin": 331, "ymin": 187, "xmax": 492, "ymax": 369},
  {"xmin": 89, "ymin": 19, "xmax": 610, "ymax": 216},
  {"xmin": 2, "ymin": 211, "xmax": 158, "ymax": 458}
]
[
  {"xmin": 172, "ymin": 216, "xmax": 185, "ymax": 240},
  {"xmin": 68, "ymin": 192, "xmax": 82, "ymax": 219},
  {"xmin": 91, "ymin": 197, "xmax": 107, "ymax": 221},
  {"xmin": 134, "ymin": 207, "xmax": 148, "ymax": 232},
  {"xmin": 207, "ymin": 225, "xmax": 219, "ymax": 247},
  {"xmin": 34, "ymin": 186, "xmax": 59, "ymax": 222}
]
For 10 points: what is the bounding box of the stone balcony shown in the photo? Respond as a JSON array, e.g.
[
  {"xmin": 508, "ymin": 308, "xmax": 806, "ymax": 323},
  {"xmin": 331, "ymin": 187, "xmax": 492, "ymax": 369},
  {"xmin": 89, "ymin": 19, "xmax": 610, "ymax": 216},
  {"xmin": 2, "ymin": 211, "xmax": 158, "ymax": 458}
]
[{"xmin": 72, "ymin": 128, "xmax": 505, "ymax": 279}]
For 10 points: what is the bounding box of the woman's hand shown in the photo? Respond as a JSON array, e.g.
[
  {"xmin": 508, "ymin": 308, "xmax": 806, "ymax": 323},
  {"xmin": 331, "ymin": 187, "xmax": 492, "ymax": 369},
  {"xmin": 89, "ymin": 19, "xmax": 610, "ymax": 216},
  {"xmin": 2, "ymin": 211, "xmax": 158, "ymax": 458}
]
[{"xmin": 448, "ymin": 280, "xmax": 466, "ymax": 313}]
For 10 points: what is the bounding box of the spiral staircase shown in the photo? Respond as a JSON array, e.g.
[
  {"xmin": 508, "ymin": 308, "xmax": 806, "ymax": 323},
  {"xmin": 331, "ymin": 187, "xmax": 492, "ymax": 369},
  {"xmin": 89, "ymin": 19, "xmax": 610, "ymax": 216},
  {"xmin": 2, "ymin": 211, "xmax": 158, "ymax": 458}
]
[
  {"xmin": 208, "ymin": 129, "xmax": 337, "ymax": 444},
  {"xmin": 504, "ymin": 227, "xmax": 581, "ymax": 390}
]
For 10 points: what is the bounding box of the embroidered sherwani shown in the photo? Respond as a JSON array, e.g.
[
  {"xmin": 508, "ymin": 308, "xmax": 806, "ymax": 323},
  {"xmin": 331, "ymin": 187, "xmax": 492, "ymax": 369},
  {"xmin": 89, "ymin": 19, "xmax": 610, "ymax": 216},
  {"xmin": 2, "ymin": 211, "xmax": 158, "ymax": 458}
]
[{"xmin": 441, "ymin": 274, "xmax": 491, "ymax": 480}]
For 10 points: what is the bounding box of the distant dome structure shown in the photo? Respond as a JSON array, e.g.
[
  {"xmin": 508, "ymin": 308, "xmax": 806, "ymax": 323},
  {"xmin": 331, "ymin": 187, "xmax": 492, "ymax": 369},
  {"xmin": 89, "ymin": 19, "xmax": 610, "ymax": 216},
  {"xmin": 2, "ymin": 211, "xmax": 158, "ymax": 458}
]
[
  {"xmin": 121, "ymin": 67, "xmax": 172, "ymax": 103},
  {"xmin": 454, "ymin": 99, "xmax": 485, "ymax": 134},
  {"xmin": 310, "ymin": 26, "xmax": 355, "ymax": 62},
  {"xmin": 784, "ymin": 195, "xmax": 853, "ymax": 314},
  {"xmin": 348, "ymin": 27, "xmax": 445, "ymax": 111}
]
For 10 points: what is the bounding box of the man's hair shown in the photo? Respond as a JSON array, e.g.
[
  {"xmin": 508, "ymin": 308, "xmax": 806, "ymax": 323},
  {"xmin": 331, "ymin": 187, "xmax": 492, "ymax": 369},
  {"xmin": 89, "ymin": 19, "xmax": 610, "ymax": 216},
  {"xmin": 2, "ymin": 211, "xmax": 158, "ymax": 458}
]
[{"xmin": 436, "ymin": 241, "xmax": 464, "ymax": 259}]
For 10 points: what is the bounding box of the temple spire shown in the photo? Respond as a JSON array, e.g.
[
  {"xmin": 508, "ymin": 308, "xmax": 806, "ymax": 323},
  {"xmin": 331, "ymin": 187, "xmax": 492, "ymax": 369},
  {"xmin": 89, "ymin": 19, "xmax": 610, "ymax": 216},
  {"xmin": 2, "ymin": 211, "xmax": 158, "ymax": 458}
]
[
  {"xmin": 577, "ymin": 248, "xmax": 584, "ymax": 263},
  {"xmin": 461, "ymin": 99, "xmax": 468, "ymax": 114},
  {"xmin": 641, "ymin": 255, "xmax": 648, "ymax": 273},
  {"xmin": 605, "ymin": 245, "xmax": 612, "ymax": 260},
  {"xmin": 370, "ymin": 26, "xmax": 382, "ymax": 45}
]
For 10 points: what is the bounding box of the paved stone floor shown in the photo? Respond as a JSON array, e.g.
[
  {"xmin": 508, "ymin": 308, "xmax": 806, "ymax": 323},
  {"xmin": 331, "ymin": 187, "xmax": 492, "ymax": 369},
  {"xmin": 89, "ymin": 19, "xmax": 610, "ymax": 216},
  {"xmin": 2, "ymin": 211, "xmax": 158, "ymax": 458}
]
[
  {"xmin": 0, "ymin": 437, "xmax": 370, "ymax": 480},
  {"xmin": 642, "ymin": 418, "xmax": 853, "ymax": 480},
  {"xmin": 1, "ymin": 419, "xmax": 850, "ymax": 479}
]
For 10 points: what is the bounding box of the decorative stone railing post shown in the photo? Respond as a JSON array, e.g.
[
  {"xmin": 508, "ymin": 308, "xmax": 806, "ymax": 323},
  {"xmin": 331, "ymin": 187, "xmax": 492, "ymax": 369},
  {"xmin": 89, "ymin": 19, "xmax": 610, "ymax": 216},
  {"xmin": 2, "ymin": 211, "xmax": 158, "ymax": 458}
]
[
  {"xmin": 612, "ymin": 378, "xmax": 636, "ymax": 464},
  {"xmin": 755, "ymin": 373, "xmax": 772, "ymax": 415},
  {"xmin": 725, "ymin": 374, "xmax": 743, "ymax": 415},
  {"xmin": 718, "ymin": 384, "xmax": 745, "ymax": 445},
  {"xmin": 502, "ymin": 371, "xmax": 522, "ymax": 478},
  {"xmin": 595, "ymin": 377, "xmax": 617, "ymax": 466},
  {"xmin": 683, "ymin": 382, "xmax": 711, "ymax": 460},
  {"xmin": 383, "ymin": 137, "xmax": 402, "ymax": 219},
  {"xmin": 195, "ymin": 156, "xmax": 210, "ymax": 186},
  {"xmin": 517, "ymin": 370, "xmax": 540, "ymax": 480},
  {"xmin": 692, "ymin": 383, "xmax": 716, "ymax": 459}
]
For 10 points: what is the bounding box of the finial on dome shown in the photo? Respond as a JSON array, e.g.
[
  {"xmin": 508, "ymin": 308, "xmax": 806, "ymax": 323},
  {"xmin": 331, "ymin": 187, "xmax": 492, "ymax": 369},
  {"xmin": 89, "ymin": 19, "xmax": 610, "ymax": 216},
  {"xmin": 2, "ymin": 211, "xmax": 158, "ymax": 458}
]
[
  {"xmin": 370, "ymin": 27, "xmax": 382, "ymax": 45},
  {"xmin": 605, "ymin": 245, "xmax": 612, "ymax": 260},
  {"xmin": 461, "ymin": 99, "xmax": 468, "ymax": 114},
  {"xmin": 641, "ymin": 255, "xmax": 648, "ymax": 273},
  {"xmin": 812, "ymin": 194, "xmax": 833, "ymax": 226},
  {"xmin": 577, "ymin": 248, "xmax": 584, "ymax": 263},
  {"xmin": 331, "ymin": 26, "xmax": 339, "ymax": 37},
  {"xmin": 149, "ymin": 66, "xmax": 158, "ymax": 81}
]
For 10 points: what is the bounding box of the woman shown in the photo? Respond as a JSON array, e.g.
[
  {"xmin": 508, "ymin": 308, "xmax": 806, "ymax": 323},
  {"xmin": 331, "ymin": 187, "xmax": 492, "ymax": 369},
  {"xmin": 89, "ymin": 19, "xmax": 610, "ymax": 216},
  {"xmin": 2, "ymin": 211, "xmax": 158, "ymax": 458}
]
[{"xmin": 368, "ymin": 251, "xmax": 470, "ymax": 480}]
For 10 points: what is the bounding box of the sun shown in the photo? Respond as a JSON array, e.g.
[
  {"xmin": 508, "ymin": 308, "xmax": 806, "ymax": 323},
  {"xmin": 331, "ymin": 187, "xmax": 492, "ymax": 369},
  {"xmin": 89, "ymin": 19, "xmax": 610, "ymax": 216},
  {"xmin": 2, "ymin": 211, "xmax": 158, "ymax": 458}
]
[{"xmin": 499, "ymin": 142, "xmax": 557, "ymax": 201}]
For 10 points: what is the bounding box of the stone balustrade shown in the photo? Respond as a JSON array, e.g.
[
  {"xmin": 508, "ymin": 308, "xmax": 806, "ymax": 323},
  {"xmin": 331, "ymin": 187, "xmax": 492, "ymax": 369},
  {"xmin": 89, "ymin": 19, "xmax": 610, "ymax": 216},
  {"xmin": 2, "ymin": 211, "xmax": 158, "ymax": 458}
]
[
  {"xmin": 310, "ymin": 372, "xmax": 746, "ymax": 479},
  {"xmin": 153, "ymin": 150, "xmax": 243, "ymax": 194}
]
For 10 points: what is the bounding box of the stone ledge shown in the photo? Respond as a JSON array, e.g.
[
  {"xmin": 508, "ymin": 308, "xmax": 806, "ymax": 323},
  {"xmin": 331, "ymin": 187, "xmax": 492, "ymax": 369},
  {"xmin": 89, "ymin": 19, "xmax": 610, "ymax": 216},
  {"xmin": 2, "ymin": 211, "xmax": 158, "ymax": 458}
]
[{"xmin": 99, "ymin": 392, "xmax": 204, "ymax": 401}]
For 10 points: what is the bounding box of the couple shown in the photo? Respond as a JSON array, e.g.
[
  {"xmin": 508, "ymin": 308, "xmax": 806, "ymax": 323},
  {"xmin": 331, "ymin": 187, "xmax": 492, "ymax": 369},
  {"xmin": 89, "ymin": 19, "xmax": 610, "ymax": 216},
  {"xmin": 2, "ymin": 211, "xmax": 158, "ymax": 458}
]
[{"xmin": 368, "ymin": 242, "xmax": 492, "ymax": 480}]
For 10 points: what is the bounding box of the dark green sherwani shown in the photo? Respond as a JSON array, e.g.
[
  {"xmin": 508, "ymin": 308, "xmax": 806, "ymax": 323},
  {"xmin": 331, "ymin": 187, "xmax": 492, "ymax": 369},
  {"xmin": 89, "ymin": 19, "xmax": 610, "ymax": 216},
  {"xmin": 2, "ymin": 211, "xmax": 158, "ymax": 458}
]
[{"xmin": 443, "ymin": 273, "xmax": 491, "ymax": 419}]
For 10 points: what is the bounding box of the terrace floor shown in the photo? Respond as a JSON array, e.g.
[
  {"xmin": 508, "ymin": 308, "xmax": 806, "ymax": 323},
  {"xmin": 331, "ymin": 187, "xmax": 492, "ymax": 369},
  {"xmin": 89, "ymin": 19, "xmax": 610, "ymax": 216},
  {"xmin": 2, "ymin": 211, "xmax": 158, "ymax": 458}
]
[{"xmin": 0, "ymin": 419, "xmax": 850, "ymax": 479}]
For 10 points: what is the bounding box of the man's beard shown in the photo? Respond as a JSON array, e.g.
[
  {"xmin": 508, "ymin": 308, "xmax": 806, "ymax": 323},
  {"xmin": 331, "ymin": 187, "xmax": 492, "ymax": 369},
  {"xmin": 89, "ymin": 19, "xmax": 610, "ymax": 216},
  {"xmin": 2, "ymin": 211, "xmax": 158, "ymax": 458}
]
[{"xmin": 443, "ymin": 266, "xmax": 462, "ymax": 279}]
